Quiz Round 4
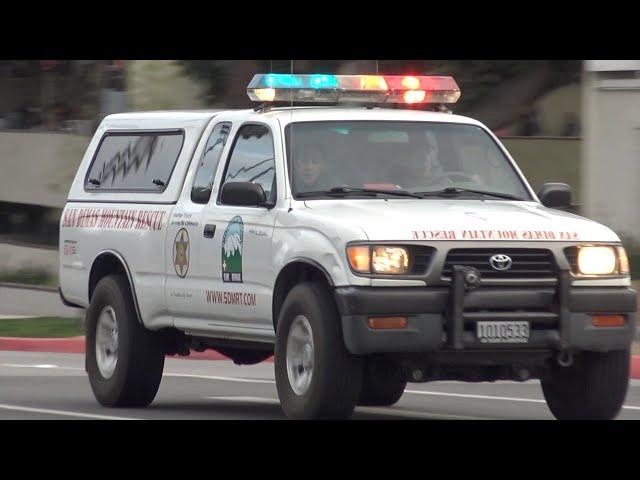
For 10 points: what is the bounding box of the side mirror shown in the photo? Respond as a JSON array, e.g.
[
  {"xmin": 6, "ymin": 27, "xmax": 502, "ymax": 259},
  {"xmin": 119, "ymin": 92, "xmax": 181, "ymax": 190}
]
[
  {"xmin": 220, "ymin": 182, "xmax": 267, "ymax": 207},
  {"xmin": 537, "ymin": 183, "xmax": 572, "ymax": 209},
  {"xmin": 191, "ymin": 186, "xmax": 212, "ymax": 204}
]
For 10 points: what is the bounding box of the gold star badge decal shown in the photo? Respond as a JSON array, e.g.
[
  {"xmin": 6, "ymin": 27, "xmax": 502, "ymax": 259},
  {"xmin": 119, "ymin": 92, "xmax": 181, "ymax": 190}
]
[{"xmin": 173, "ymin": 228, "xmax": 190, "ymax": 278}]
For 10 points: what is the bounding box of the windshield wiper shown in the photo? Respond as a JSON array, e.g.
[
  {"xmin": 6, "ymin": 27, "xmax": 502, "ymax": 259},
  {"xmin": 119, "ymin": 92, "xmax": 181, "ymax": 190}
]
[
  {"xmin": 297, "ymin": 186, "xmax": 424, "ymax": 199},
  {"xmin": 415, "ymin": 187, "xmax": 525, "ymax": 201}
]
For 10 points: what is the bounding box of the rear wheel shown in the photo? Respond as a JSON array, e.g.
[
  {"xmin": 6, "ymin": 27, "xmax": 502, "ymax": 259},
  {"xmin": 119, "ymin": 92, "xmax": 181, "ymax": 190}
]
[
  {"xmin": 541, "ymin": 349, "xmax": 630, "ymax": 420},
  {"xmin": 86, "ymin": 275, "xmax": 165, "ymax": 407},
  {"xmin": 358, "ymin": 356, "xmax": 406, "ymax": 406},
  {"xmin": 275, "ymin": 282, "xmax": 363, "ymax": 419}
]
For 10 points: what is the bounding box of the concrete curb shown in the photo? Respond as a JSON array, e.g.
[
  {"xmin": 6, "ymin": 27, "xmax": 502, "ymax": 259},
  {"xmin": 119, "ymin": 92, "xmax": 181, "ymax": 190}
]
[
  {"xmin": 0, "ymin": 336, "xmax": 632, "ymax": 373},
  {"xmin": 0, "ymin": 336, "xmax": 274, "ymax": 362}
]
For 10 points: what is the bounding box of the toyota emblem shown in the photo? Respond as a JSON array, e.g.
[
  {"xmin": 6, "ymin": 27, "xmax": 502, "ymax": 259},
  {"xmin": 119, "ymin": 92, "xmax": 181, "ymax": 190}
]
[{"xmin": 489, "ymin": 254, "xmax": 512, "ymax": 271}]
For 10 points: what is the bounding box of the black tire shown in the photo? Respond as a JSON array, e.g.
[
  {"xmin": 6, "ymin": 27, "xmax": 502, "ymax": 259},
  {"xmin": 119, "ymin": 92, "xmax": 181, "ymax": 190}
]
[
  {"xmin": 275, "ymin": 282, "xmax": 363, "ymax": 419},
  {"xmin": 86, "ymin": 275, "xmax": 165, "ymax": 407},
  {"xmin": 358, "ymin": 356, "xmax": 407, "ymax": 406},
  {"xmin": 541, "ymin": 349, "xmax": 630, "ymax": 420}
]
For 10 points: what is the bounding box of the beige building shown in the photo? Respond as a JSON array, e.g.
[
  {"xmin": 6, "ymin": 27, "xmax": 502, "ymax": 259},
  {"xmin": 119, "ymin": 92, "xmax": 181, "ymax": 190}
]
[{"xmin": 582, "ymin": 60, "xmax": 640, "ymax": 243}]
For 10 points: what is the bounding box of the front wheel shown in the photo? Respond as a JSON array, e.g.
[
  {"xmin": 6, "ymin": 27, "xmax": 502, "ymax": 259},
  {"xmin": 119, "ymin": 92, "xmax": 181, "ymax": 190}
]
[
  {"xmin": 86, "ymin": 275, "xmax": 165, "ymax": 407},
  {"xmin": 274, "ymin": 282, "xmax": 363, "ymax": 420},
  {"xmin": 541, "ymin": 349, "xmax": 630, "ymax": 420},
  {"xmin": 358, "ymin": 356, "xmax": 406, "ymax": 406}
]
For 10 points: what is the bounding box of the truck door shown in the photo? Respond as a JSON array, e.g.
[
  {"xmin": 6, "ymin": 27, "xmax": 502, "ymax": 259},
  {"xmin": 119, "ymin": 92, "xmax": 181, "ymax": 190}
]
[
  {"xmin": 165, "ymin": 120, "xmax": 233, "ymax": 321},
  {"xmin": 173, "ymin": 121, "xmax": 279, "ymax": 339}
]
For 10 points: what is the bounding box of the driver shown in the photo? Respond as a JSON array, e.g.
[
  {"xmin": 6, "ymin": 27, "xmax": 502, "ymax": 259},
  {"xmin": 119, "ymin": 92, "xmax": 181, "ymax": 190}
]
[{"xmin": 293, "ymin": 145, "xmax": 331, "ymax": 192}]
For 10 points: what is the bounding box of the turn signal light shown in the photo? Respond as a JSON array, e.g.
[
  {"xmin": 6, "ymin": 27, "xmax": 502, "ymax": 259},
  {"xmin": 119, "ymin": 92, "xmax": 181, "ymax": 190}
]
[
  {"xmin": 618, "ymin": 246, "xmax": 630, "ymax": 275},
  {"xmin": 347, "ymin": 245, "xmax": 370, "ymax": 273},
  {"xmin": 591, "ymin": 315, "xmax": 625, "ymax": 327},
  {"xmin": 368, "ymin": 317, "xmax": 408, "ymax": 330}
]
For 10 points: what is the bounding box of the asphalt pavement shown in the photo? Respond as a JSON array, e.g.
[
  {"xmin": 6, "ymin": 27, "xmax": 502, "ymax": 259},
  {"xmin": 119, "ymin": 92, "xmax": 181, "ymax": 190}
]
[{"xmin": 2, "ymin": 350, "xmax": 640, "ymax": 420}]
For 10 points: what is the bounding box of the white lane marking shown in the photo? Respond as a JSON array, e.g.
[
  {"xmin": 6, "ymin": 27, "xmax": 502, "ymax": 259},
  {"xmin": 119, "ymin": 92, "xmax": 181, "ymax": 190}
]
[
  {"xmin": 0, "ymin": 315, "xmax": 37, "ymax": 320},
  {"xmin": 406, "ymin": 389, "xmax": 547, "ymax": 404},
  {"xmin": 2, "ymin": 363, "xmax": 59, "ymax": 369},
  {"xmin": 0, "ymin": 403, "xmax": 140, "ymax": 420},
  {"xmin": 0, "ymin": 363, "xmax": 82, "ymax": 371},
  {"xmin": 204, "ymin": 396, "xmax": 487, "ymax": 420},
  {"xmin": 405, "ymin": 389, "xmax": 640, "ymax": 411},
  {"xmin": 207, "ymin": 396, "xmax": 279, "ymax": 405},
  {"xmin": 165, "ymin": 373, "xmax": 275, "ymax": 384},
  {"xmin": 357, "ymin": 406, "xmax": 487, "ymax": 420},
  {"xmin": 0, "ymin": 363, "xmax": 274, "ymax": 383}
]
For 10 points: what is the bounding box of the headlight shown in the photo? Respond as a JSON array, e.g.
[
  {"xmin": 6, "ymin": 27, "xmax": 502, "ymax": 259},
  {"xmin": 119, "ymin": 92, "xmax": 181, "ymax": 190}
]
[
  {"xmin": 577, "ymin": 246, "xmax": 617, "ymax": 275},
  {"xmin": 347, "ymin": 245, "xmax": 410, "ymax": 275},
  {"xmin": 372, "ymin": 246, "xmax": 409, "ymax": 274}
]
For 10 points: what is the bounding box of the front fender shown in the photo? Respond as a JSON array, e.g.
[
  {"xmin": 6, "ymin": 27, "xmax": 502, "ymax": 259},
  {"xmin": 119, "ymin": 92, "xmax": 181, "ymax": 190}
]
[{"xmin": 272, "ymin": 212, "xmax": 371, "ymax": 287}]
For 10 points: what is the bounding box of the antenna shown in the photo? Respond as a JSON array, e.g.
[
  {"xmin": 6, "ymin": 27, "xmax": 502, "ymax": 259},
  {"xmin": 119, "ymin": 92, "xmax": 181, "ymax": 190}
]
[{"xmin": 290, "ymin": 59, "xmax": 294, "ymax": 108}]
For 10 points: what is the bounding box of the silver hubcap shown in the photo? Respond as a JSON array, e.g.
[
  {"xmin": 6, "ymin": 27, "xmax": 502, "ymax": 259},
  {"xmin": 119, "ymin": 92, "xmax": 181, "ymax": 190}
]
[
  {"xmin": 286, "ymin": 315, "xmax": 314, "ymax": 396},
  {"xmin": 95, "ymin": 306, "xmax": 118, "ymax": 379}
]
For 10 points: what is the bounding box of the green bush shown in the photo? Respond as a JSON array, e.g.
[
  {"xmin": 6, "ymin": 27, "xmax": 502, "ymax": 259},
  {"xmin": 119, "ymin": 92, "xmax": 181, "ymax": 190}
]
[
  {"xmin": 0, "ymin": 267, "xmax": 56, "ymax": 286},
  {"xmin": 0, "ymin": 317, "xmax": 84, "ymax": 338}
]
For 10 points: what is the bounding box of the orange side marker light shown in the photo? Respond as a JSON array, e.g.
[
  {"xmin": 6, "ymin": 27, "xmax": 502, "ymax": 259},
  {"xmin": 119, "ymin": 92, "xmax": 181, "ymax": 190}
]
[{"xmin": 368, "ymin": 317, "xmax": 408, "ymax": 330}]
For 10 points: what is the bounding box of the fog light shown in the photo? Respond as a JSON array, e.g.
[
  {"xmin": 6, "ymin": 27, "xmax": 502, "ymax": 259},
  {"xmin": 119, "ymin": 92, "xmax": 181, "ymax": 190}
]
[
  {"xmin": 592, "ymin": 315, "xmax": 625, "ymax": 327},
  {"xmin": 368, "ymin": 317, "xmax": 408, "ymax": 330}
]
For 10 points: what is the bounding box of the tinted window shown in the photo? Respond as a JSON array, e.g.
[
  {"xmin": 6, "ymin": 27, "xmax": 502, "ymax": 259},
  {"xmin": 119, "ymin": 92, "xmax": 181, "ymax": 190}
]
[
  {"xmin": 191, "ymin": 122, "xmax": 232, "ymax": 204},
  {"xmin": 221, "ymin": 124, "xmax": 276, "ymax": 203},
  {"xmin": 85, "ymin": 131, "xmax": 184, "ymax": 191}
]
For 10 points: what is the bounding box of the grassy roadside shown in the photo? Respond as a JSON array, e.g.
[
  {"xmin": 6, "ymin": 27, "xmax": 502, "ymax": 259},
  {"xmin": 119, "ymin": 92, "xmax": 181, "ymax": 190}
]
[
  {"xmin": 0, "ymin": 317, "xmax": 84, "ymax": 338},
  {"xmin": 0, "ymin": 267, "xmax": 57, "ymax": 288}
]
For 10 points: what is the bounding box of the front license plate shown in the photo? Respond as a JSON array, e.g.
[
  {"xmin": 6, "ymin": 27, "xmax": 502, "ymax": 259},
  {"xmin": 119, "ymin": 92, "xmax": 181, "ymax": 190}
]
[{"xmin": 476, "ymin": 321, "xmax": 530, "ymax": 344}]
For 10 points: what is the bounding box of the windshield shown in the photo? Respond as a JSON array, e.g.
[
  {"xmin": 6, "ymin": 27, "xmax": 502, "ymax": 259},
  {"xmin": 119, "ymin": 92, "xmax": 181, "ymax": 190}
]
[{"xmin": 285, "ymin": 121, "xmax": 531, "ymax": 200}]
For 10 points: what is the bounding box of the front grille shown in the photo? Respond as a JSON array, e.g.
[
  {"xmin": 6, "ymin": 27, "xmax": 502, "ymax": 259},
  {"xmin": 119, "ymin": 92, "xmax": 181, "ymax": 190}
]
[
  {"xmin": 411, "ymin": 251, "xmax": 433, "ymax": 275},
  {"xmin": 442, "ymin": 248, "xmax": 557, "ymax": 280}
]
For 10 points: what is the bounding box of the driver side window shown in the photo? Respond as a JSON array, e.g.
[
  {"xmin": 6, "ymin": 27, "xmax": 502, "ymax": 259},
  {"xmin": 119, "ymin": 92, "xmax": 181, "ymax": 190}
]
[
  {"xmin": 220, "ymin": 124, "xmax": 276, "ymax": 204},
  {"xmin": 191, "ymin": 122, "xmax": 232, "ymax": 204}
]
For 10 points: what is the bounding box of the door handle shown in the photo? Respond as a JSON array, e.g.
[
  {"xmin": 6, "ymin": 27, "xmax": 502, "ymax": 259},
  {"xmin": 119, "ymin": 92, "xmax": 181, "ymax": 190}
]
[{"xmin": 203, "ymin": 224, "xmax": 216, "ymax": 238}]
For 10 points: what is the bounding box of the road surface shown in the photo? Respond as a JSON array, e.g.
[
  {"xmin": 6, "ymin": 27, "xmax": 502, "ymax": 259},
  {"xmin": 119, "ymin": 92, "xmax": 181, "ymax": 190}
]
[{"xmin": 2, "ymin": 350, "xmax": 640, "ymax": 420}]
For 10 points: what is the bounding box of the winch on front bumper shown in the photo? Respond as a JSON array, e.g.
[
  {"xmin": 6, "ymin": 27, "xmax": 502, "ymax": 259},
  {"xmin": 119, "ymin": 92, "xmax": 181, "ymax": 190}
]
[{"xmin": 334, "ymin": 267, "xmax": 637, "ymax": 356}]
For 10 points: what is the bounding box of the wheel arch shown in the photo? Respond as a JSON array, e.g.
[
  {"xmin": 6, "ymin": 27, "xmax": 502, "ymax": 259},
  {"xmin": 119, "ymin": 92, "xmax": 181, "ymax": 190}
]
[
  {"xmin": 88, "ymin": 250, "xmax": 143, "ymax": 325},
  {"xmin": 272, "ymin": 257, "xmax": 335, "ymax": 332}
]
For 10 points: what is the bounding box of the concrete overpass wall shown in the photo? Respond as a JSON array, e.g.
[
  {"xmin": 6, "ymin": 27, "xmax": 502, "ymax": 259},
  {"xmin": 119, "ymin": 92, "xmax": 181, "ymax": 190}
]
[
  {"xmin": 0, "ymin": 131, "xmax": 89, "ymax": 208},
  {"xmin": 583, "ymin": 62, "xmax": 640, "ymax": 243}
]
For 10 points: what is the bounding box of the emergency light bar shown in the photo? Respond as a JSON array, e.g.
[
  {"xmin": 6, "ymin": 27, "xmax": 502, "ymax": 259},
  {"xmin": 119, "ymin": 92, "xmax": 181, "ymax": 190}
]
[{"xmin": 247, "ymin": 74, "xmax": 461, "ymax": 105}]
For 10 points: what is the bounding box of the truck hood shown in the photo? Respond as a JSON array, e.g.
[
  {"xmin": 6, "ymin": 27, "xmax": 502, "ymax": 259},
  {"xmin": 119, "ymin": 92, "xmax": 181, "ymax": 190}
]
[{"xmin": 301, "ymin": 199, "xmax": 619, "ymax": 242}]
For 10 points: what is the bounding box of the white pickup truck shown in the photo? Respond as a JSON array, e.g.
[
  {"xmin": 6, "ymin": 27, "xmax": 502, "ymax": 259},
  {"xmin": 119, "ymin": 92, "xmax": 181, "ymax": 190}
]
[{"xmin": 59, "ymin": 73, "xmax": 637, "ymax": 419}]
